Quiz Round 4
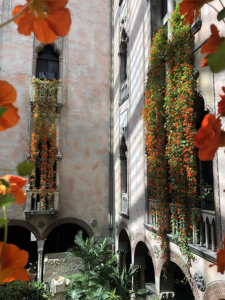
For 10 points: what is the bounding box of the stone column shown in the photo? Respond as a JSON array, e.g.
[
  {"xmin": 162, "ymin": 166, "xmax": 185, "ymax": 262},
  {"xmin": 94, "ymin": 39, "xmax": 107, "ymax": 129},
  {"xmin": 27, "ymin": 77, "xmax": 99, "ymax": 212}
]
[
  {"xmin": 167, "ymin": 0, "xmax": 175, "ymax": 38},
  {"xmin": 139, "ymin": 265, "xmax": 146, "ymax": 289},
  {"xmin": 37, "ymin": 240, "xmax": 45, "ymax": 282}
]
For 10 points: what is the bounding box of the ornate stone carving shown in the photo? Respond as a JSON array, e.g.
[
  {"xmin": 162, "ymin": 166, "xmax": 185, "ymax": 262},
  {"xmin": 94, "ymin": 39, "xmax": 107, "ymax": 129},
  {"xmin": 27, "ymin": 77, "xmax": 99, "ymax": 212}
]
[
  {"xmin": 90, "ymin": 219, "xmax": 97, "ymax": 227},
  {"xmin": 38, "ymin": 221, "xmax": 45, "ymax": 229},
  {"xmin": 56, "ymin": 152, "xmax": 62, "ymax": 160},
  {"xmin": 158, "ymin": 292, "xmax": 175, "ymax": 300},
  {"xmin": 153, "ymin": 245, "xmax": 159, "ymax": 258},
  {"xmin": 43, "ymin": 253, "xmax": 84, "ymax": 282},
  {"xmin": 193, "ymin": 271, "xmax": 206, "ymax": 292}
]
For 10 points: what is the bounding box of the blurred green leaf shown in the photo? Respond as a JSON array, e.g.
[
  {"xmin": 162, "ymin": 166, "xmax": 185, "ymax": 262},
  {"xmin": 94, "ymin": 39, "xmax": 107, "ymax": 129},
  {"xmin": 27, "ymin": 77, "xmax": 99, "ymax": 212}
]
[
  {"xmin": 217, "ymin": 8, "xmax": 225, "ymax": 21},
  {"xmin": 0, "ymin": 178, "xmax": 10, "ymax": 188},
  {"xmin": 0, "ymin": 107, "xmax": 7, "ymax": 117},
  {"xmin": 207, "ymin": 40, "xmax": 225, "ymax": 73},
  {"xmin": 138, "ymin": 288, "xmax": 148, "ymax": 295},
  {"xmin": 17, "ymin": 160, "xmax": 34, "ymax": 176},
  {"xmin": 0, "ymin": 217, "xmax": 8, "ymax": 226},
  {"xmin": 0, "ymin": 193, "xmax": 16, "ymax": 207}
]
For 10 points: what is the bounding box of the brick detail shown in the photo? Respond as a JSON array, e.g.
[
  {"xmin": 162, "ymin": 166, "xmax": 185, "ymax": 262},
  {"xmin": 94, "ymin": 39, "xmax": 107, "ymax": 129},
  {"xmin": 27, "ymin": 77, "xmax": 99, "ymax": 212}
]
[
  {"xmin": 5, "ymin": 220, "xmax": 41, "ymax": 241},
  {"xmin": 41, "ymin": 217, "xmax": 94, "ymax": 240},
  {"xmin": 132, "ymin": 233, "xmax": 156, "ymax": 273},
  {"xmin": 203, "ymin": 281, "xmax": 225, "ymax": 300},
  {"xmin": 156, "ymin": 250, "xmax": 200, "ymax": 300}
]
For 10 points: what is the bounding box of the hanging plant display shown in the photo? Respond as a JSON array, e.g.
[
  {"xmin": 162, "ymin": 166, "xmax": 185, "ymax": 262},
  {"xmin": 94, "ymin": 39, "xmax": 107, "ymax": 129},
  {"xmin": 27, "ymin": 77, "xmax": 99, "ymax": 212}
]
[
  {"xmin": 143, "ymin": 4, "xmax": 199, "ymax": 262},
  {"xmin": 30, "ymin": 78, "xmax": 58, "ymax": 210},
  {"xmin": 142, "ymin": 27, "xmax": 168, "ymax": 260},
  {"xmin": 165, "ymin": 6, "xmax": 198, "ymax": 257}
]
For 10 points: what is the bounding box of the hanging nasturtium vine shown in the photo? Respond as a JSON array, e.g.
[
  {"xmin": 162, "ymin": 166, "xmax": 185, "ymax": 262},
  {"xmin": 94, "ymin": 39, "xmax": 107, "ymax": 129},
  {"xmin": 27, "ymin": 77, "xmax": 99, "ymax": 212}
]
[{"xmin": 30, "ymin": 78, "xmax": 58, "ymax": 210}]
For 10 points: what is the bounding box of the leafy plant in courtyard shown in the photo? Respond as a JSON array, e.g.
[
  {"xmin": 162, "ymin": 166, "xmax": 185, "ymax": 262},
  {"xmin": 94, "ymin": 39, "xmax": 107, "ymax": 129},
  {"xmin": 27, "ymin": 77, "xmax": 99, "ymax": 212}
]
[{"xmin": 64, "ymin": 231, "xmax": 139, "ymax": 300}]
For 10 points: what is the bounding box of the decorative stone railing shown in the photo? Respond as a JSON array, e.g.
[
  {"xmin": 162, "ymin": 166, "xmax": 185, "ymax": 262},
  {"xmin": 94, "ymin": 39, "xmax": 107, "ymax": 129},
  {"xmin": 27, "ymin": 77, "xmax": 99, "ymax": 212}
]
[
  {"xmin": 25, "ymin": 189, "xmax": 59, "ymax": 219},
  {"xmin": 146, "ymin": 200, "xmax": 217, "ymax": 255},
  {"xmin": 191, "ymin": 208, "xmax": 216, "ymax": 252},
  {"xmin": 30, "ymin": 80, "xmax": 63, "ymax": 113}
]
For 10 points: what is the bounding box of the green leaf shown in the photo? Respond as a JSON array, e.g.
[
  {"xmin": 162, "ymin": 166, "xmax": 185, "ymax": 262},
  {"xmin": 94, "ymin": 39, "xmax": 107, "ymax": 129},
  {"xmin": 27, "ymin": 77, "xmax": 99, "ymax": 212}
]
[
  {"xmin": 17, "ymin": 160, "xmax": 35, "ymax": 176},
  {"xmin": 207, "ymin": 40, "xmax": 225, "ymax": 73},
  {"xmin": 0, "ymin": 178, "xmax": 10, "ymax": 188},
  {"xmin": 0, "ymin": 217, "xmax": 8, "ymax": 226},
  {"xmin": 0, "ymin": 193, "xmax": 16, "ymax": 207},
  {"xmin": 217, "ymin": 8, "xmax": 225, "ymax": 21},
  {"xmin": 0, "ymin": 107, "xmax": 7, "ymax": 117},
  {"xmin": 138, "ymin": 288, "xmax": 148, "ymax": 295}
]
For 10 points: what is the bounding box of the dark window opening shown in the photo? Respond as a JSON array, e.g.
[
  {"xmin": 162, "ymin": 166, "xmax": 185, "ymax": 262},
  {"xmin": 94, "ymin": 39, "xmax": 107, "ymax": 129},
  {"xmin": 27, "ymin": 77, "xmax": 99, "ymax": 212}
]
[
  {"xmin": 162, "ymin": 0, "xmax": 168, "ymax": 19},
  {"xmin": 124, "ymin": 50, "xmax": 127, "ymax": 81},
  {"xmin": 37, "ymin": 45, "xmax": 59, "ymax": 80},
  {"xmin": 194, "ymin": 94, "xmax": 214, "ymax": 210}
]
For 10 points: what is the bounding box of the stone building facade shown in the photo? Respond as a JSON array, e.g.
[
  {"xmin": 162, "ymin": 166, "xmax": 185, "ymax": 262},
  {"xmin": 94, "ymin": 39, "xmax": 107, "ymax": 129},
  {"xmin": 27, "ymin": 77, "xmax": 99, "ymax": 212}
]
[
  {"xmin": 1, "ymin": 0, "xmax": 225, "ymax": 299},
  {"xmin": 0, "ymin": 0, "xmax": 113, "ymax": 281},
  {"xmin": 113, "ymin": 0, "xmax": 225, "ymax": 300}
]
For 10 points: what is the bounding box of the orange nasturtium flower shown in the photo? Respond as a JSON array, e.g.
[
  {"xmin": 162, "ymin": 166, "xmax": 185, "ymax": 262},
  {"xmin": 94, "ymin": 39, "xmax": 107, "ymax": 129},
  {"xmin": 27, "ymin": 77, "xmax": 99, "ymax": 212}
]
[
  {"xmin": 209, "ymin": 235, "xmax": 225, "ymax": 274},
  {"xmin": 218, "ymin": 87, "xmax": 225, "ymax": 116},
  {"xmin": 12, "ymin": 0, "xmax": 71, "ymax": 44},
  {"xmin": 0, "ymin": 81, "xmax": 20, "ymax": 131},
  {"xmin": 0, "ymin": 175, "xmax": 27, "ymax": 205},
  {"xmin": 179, "ymin": 0, "xmax": 214, "ymax": 25},
  {"xmin": 194, "ymin": 114, "xmax": 225, "ymax": 161},
  {"xmin": 0, "ymin": 242, "xmax": 31, "ymax": 284},
  {"xmin": 201, "ymin": 25, "xmax": 225, "ymax": 67}
]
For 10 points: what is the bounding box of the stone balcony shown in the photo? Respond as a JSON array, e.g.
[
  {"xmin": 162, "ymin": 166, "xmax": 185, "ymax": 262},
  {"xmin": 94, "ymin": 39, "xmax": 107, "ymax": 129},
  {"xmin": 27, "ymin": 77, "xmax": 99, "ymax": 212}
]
[
  {"xmin": 30, "ymin": 80, "xmax": 63, "ymax": 113},
  {"xmin": 144, "ymin": 199, "xmax": 217, "ymax": 262},
  {"xmin": 25, "ymin": 189, "xmax": 59, "ymax": 219}
]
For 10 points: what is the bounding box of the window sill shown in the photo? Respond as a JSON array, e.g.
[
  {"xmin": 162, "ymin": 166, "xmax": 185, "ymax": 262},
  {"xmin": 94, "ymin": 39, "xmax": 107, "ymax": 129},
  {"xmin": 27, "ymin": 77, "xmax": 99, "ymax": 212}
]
[
  {"xmin": 143, "ymin": 223, "xmax": 159, "ymax": 233},
  {"xmin": 119, "ymin": 211, "xmax": 129, "ymax": 219},
  {"xmin": 25, "ymin": 209, "xmax": 59, "ymax": 219}
]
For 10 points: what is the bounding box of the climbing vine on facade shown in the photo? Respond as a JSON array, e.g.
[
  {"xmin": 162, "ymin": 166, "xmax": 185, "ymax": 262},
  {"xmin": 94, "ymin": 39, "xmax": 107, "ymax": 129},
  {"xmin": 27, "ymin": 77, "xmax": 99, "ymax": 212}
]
[
  {"xmin": 142, "ymin": 27, "xmax": 168, "ymax": 260},
  {"xmin": 30, "ymin": 78, "xmax": 58, "ymax": 210},
  {"xmin": 143, "ymin": 4, "xmax": 199, "ymax": 261}
]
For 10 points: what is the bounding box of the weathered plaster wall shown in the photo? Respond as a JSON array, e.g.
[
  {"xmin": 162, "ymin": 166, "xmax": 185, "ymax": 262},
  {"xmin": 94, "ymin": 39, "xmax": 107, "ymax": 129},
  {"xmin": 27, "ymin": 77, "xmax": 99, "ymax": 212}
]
[
  {"xmin": 0, "ymin": 0, "xmax": 112, "ymax": 239},
  {"xmin": 113, "ymin": 0, "xmax": 149, "ymax": 250}
]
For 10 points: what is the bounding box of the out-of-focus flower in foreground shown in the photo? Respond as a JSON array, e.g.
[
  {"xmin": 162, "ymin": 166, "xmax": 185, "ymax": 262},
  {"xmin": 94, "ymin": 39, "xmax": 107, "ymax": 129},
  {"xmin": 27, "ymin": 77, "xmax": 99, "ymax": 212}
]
[
  {"xmin": 13, "ymin": 0, "xmax": 71, "ymax": 44},
  {"xmin": 0, "ymin": 175, "xmax": 27, "ymax": 205},
  {"xmin": 209, "ymin": 235, "xmax": 225, "ymax": 274},
  {"xmin": 0, "ymin": 242, "xmax": 31, "ymax": 284},
  {"xmin": 201, "ymin": 25, "xmax": 225, "ymax": 67},
  {"xmin": 179, "ymin": 0, "xmax": 214, "ymax": 25},
  {"xmin": 0, "ymin": 81, "xmax": 20, "ymax": 131},
  {"xmin": 194, "ymin": 114, "xmax": 225, "ymax": 161}
]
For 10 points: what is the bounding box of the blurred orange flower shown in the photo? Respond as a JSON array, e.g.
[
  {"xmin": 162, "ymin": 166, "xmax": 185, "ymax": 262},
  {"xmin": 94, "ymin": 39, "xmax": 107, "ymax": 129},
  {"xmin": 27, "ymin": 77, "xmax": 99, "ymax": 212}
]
[
  {"xmin": 209, "ymin": 235, "xmax": 225, "ymax": 274},
  {"xmin": 180, "ymin": 0, "xmax": 213, "ymax": 25},
  {"xmin": 0, "ymin": 81, "xmax": 20, "ymax": 131},
  {"xmin": 194, "ymin": 114, "xmax": 225, "ymax": 161},
  {"xmin": 218, "ymin": 87, "xmax": 225, "ymax": 116},
  {"xmin": 0, "ymin": 242, "xmax": 30, "ymax": 284},
  {"xmin": 12, "ymin": 0, "xmax": 71, "ymax": 44},
  {"xmin": 201, "ymin": 25, "xmax": 225, "ymax": 67},
  {"xmin": 0, "ymin": 175, "xmax": 27, "ymax": 205}
]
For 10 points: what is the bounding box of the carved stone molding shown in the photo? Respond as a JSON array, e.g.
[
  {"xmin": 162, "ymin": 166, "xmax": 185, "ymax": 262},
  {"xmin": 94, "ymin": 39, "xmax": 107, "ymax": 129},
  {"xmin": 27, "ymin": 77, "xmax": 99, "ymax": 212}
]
[
  {"xmin": 90, "ymin": 219, "xmax": 97, "ymax": 227},
  {"xmin": 158, "ymin": 292, "xmax": 175, "ymax": 300},
  {"xmin": 193, "ymin": 271, "xmax": 206, "ymax": 292}
]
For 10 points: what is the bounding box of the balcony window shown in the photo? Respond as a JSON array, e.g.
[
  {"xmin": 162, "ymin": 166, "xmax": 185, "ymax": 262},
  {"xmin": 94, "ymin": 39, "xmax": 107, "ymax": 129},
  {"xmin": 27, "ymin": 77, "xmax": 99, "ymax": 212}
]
[{"xmin": 36, "ymin": 45, "xmax": 59, "ymax": 81}]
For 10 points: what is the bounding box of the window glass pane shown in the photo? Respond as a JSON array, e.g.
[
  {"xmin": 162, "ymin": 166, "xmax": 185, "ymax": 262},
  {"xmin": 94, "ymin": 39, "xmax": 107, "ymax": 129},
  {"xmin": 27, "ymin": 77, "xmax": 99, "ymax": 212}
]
[
  {"xmin": 48, "ymin": 60, "xmax": 59, "ymax": 80},
  {"xmin": 37, "ymin": 59, "xmax": 48, "ymax": 80}
]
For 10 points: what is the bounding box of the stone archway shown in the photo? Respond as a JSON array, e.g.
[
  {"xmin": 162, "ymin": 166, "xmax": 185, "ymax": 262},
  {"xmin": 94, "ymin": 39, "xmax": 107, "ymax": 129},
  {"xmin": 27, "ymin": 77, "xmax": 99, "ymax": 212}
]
[
  {"xmin": 42, "ymin": 217, "xmax": 94, "ymax": 240},
  {"xmin": 118, "ymin": 228, "xmax": 132, "ymax": 271},
  {"xmin": 203, "ymin": 281, "xmax": 225, "ymax": 300},
  {"xmin": 133, "ymin": 240, "xmax": 155, "ymax": 295},
  {"xmin": 156, "ymin": 251, "xmax": 200, "ymax": 299}
]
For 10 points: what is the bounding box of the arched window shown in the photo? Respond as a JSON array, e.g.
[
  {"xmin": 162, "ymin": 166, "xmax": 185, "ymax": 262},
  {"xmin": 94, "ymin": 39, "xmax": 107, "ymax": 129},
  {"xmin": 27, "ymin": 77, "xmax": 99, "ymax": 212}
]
[
  {"xmin": 36, "ymin": 45, "xmax": 59, "ymax": 80},
  {"xmin": 194, "ymin": 93, "xmax": 214, "ymax": 210}
]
